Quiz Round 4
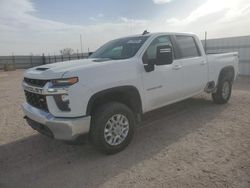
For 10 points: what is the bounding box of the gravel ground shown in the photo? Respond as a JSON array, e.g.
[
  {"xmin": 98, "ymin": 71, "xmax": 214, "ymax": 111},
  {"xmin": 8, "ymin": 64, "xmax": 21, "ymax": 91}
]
[{"xmin": 0, "ymin": 70, "xmax": 249, "ymax": 188}]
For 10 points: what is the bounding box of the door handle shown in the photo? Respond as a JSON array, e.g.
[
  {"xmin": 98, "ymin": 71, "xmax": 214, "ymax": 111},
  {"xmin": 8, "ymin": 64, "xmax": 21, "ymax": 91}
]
[
  {"xmin": 200, "ymin": 61, "xmax": 207, "ymax": 65},
  {"xmin": 172, "ymin": 65, "xmax": 182, "ymax": 70}
]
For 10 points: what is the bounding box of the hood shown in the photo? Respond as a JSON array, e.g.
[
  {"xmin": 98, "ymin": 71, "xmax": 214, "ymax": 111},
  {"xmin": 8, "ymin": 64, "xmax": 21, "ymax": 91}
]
[{"xmin": 24, "ymin": 58, "xmax": 109, "ymax": 79}]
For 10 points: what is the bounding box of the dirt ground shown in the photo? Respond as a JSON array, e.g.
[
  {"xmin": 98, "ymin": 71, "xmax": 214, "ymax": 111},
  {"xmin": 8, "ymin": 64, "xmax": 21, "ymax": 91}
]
[{"xmin": 0, "ymin": 70, "xmax": 249, "ymax": 188}]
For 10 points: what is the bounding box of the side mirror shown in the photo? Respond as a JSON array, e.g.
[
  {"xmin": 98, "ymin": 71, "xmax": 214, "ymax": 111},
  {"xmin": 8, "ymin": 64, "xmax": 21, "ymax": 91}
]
[{"xmin": 156, "ymin": 45, "xmax": 173, "ymax": 66}]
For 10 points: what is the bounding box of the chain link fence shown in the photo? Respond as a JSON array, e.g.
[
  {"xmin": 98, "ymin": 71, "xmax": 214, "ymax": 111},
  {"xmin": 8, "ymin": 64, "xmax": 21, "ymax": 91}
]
[{"xmin": 0, "ymin": 53, "xmax": 89, "ymax": 70}]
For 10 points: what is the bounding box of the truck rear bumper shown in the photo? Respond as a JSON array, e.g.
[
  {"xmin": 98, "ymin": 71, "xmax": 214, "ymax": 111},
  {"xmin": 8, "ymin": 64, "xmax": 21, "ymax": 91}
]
[{"xmin": 22, "ymin": 103, "xmax": 91, "ymax": 141}]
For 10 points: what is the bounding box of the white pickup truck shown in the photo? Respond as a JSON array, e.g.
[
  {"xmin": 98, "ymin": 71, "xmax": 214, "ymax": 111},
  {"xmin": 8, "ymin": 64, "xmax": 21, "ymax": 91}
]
[{"xmin": 22, "ymin": 32, "xmax": 239, "ymax": 154}]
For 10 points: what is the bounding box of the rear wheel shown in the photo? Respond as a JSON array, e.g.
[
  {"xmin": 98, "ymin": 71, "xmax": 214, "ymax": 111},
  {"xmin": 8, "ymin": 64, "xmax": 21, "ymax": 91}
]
[
  {"xmin": 89, "ymin": 102, "xmax": 135, "ymax": 154},
  {"xmin": 212, "ymin": 77, "xmax": 232, "ymax": 104}
]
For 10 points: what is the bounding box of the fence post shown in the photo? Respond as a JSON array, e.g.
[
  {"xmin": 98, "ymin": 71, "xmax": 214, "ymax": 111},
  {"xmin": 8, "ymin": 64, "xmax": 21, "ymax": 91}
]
[
  {"xmin": 30, "ymin": 54, "xmax": 33, "ymax": 67},
  {"xmin": 204, "ymin": 31, "xmax": 207, "ymax": 54},
  {"xmin": 12, "ymin": 53, "xmax": 15, "ymax": 66},
  {"xmin": 61, "ymin": 54, "xmax": 64, "ymax": 62},
  {"xmin": 48, "ymin": 54, "xmax": 51, "ymax": 64},
  {"xmin": 77, "ymin": 51, "xmax": 79, "ymax": 59},
  {"xmin": 42, "ymin": 53, "xmax": 46, "ymax": 65}
]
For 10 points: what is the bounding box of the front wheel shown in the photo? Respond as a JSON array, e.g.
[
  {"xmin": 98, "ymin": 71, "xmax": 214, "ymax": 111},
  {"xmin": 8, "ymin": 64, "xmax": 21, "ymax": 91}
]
[
  {"xmin": 212, "ymin": 77, "xmax": 232, "ymax": 104},
  {"xmin": 89, "ymin": 102, "xmax": 135, "ymax": 154}
]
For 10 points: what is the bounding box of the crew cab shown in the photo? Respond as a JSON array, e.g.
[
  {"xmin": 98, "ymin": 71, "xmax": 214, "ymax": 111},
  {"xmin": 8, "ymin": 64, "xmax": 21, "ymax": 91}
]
[{"xmin": 22, "ymin": 32, "xmax": 239, "ymax": 154}]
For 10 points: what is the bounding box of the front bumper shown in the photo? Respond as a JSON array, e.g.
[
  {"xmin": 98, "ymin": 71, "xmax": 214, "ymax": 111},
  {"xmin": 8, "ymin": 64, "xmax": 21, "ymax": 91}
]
[{"xmin": 22, "ymin": 103, "xmax": 91, "ymax": 141}]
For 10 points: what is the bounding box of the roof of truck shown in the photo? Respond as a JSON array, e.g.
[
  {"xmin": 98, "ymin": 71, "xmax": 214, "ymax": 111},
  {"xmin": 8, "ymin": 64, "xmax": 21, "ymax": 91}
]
[
  {"xmin": 115, "ymin": 32, "xmax": 198, "ymax": 41},
  {"xmin": 129, "ymin": 32, "xmax": 197, "ymax": 37}
]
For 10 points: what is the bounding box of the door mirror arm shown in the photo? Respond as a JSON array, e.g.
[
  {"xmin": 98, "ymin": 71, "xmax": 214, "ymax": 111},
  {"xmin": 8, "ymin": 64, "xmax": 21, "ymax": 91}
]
[
  {"xmin": 142, "ymin": 53, "xmax": 155, "ymax": 72},
  {"xmin": 144, "ymin": 62, "xmax": 155, "ymax": 72}
]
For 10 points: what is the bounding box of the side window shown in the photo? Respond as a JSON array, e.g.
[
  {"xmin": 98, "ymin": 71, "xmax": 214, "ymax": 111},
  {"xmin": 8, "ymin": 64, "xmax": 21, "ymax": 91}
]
[
  {"xmin": 143, "ymin": 35, "xmax": 173, "ymax": 64},
  {"xmin": 175, "ymin": 36, "xmax": 200, "ymax": 58}
]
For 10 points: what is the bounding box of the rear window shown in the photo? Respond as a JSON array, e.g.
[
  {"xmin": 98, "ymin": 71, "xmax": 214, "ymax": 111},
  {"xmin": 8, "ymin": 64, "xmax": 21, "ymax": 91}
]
[{"xmin": 175, "ymin": 36, "xmax": 200, "ymax": 58}]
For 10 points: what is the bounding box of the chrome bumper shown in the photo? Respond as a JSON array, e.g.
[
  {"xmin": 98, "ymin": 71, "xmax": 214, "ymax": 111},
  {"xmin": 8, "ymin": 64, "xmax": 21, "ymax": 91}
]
[{"xmin": 22, "ymin": 103, "xmax": 91, "ymax": 141}]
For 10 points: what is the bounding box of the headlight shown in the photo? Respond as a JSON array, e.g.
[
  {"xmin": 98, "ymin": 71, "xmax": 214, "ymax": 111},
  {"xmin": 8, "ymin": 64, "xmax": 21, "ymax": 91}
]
[{"xmin": 52, "ymin": 77, "xmax": 78, "ymax": 86}]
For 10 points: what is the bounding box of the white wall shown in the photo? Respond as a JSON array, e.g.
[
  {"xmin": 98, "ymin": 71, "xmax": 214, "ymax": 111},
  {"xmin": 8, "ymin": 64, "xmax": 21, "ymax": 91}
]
[{"xmin": 202, "ymin": 36, "xmax": 250, "ymax": 75}]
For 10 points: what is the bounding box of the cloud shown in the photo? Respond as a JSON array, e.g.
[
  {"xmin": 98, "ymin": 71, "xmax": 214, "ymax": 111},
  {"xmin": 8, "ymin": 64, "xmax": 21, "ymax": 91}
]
[
  {"xmin": 162, "ymin": 0, "xmax": 250, "ymax": 41},
  {"xmin": 120, "ymin": 17, "xmax": 148, "ymax": 25},
  {"xmin": 166, "ymin": 0, "xmax": 250, "ymax": 26},
  {"xmin": 89, "ymin": 17, "xmax": 98, "ymax": 21},
  {"xmin": 0, "ymin": 0, "xmax": 148, "ymax": 55},
  {"xmin": 152, "ymin": 0, "xmax": 173, "ymax": 4},
  {"xmin": 89, "ymin": 13, "xmax": 104, "ymax": 21},
  {"xmin": 0, "ymin": 0, "xmax": 83, "ymax": 32},
  {"xmin": 98, "ymin": 13, "xmax": 104, "ymax": 18},
  {"xmin": 1, "ymin": 0, "xmax": 250, "ymax": 55}
]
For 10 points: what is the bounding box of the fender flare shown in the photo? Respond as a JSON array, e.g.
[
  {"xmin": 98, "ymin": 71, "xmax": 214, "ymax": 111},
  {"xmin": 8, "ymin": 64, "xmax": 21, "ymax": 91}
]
[
  {"xmin": 217, "ymin": 66, "xmax": 235, "ymax": 84},
  {"xmin": 86, "ymin": 86, "xmax": 142, "ymax": 116}
]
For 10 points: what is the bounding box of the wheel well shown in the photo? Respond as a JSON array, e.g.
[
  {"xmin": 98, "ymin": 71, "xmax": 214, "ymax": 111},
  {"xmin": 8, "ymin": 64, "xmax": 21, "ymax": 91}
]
[
  {"xmin": 218, "ymin": 66, "xmax": 235, "ymax": 83},
  {"xmin": 86, "ymin": 86, "xmax": 142, "ymax": 116}
]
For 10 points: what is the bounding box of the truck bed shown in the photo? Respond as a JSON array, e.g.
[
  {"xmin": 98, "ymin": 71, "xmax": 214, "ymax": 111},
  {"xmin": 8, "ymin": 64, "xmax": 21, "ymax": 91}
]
[{"xmin": 207, "ymin": 52, "xmax": 239, "ymax": 84}]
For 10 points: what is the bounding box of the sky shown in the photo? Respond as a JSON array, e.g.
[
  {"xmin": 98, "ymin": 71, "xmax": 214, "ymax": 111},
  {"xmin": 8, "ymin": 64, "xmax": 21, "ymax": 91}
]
[{"xmin": 0, "ymin": 0, "xmax": 250, "ymax": 55}]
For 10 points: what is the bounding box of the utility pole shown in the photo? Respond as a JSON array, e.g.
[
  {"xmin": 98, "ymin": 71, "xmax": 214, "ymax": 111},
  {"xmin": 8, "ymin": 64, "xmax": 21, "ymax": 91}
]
[
  {"xmin": 80, "ymin": 34, "xmax": 83, "ymax": 54},
  {"xmin": 204, "ymin": 31, "xmax": 207, "ymax": 54}
]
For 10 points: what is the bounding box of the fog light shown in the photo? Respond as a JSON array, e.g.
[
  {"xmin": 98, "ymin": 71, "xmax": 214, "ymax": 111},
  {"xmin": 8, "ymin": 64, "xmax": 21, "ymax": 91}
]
[
  {"xmin": 54, "ymin": 95, "xmax": 70, "ymax": 111},
  {"xmin": 61, "ymin": 94, "xmax": 69, "ymax": 102}
]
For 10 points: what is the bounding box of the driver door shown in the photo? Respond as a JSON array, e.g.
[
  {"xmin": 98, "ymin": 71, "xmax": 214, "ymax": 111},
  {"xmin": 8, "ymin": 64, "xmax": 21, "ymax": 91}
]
[{"xmin": 141, "ymin": 35, "xmax": 183, "ymax": 112}]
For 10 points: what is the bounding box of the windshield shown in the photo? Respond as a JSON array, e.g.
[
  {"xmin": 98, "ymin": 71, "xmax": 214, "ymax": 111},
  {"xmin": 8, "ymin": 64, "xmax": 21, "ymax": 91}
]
[{"xmin": 90, "ymin": 36, "xmax": 149, "ymax": 60}]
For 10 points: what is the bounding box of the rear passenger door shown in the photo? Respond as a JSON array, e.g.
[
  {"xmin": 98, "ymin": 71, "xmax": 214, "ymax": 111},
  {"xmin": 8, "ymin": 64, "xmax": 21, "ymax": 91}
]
[{"xmin": 174, "ymin": 35, "xmax": 207, "ymax": 97}]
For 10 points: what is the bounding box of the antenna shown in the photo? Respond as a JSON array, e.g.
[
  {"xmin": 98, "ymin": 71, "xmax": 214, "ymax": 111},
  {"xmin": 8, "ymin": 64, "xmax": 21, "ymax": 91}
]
[{"xmin": 142, "ymin": 30, "xmax": 149, "ymax": 35}]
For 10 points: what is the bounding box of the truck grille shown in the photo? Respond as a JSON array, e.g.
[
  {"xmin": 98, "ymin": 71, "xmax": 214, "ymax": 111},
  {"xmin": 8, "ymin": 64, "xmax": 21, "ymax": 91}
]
[
  {"xmin": 24, "ymin": 90, "xmax": 48, "ymax": 112},
  {"xmin": 24, "ymin": 78, "xmax": 49, "ymax": 87}
]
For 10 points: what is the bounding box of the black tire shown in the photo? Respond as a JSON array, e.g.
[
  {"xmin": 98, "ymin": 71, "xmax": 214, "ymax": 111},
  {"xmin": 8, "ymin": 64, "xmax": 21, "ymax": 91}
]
[
  {"xmin": 89, "ymin": 102, "xmax": 135, "ymax": 154},
  {"xmin": 212, "ymin": 77, "xmax": 232, "ymax": 104}
]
